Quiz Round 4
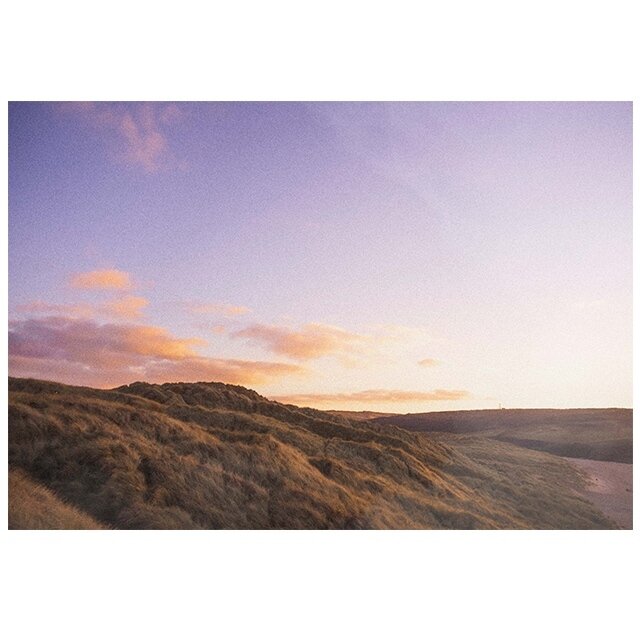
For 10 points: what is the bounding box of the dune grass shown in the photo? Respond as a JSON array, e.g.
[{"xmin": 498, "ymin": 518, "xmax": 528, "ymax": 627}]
[
  {"xmin": 9, "ymin": 468, "xmax": 106, "ymax": 529},
  {"xmin": 8, "ymin": 377, "xmax": 617, "ymax": 529}
]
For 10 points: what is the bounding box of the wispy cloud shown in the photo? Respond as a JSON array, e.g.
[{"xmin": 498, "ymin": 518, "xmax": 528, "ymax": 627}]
[
  {"xmin": 271, "ymin": 389, "xmax": 469, "ymax": 407},
  {"xmin": 58, "ymin": 102, "xmax": 182, "ymax": 173},
  {"xmin": 187, "ymin": 302, "xmax": 252, "ymax": 317},
  {"xmin": 102, "ymin": 296, "xmax": 149, "ymax": 319},
  {"xmin": 70, "ymin": 269, "xmax": 132, "ymax": 290},
  {"xmin": 17, "ymin": 295, "xmax": 149, "ymax": 321},
  {"xmin": 418, "ymin": 358, "xmax": 439, "ymax": 367},
  {"xmin": 9, "ymin": 316, "xmax": 304, "ymax": 388},
  {"xmin": 210, "ymin": 325, "xmax": 227, "ymax": 334},
  {"xmin": 143, "ymin": 357, "xmax": 303, "ymax": 387},
  {"xmin": 232, "ymin": 322, "xmax": 369, "ymax": 360},
  {"xmin": 15, "ymin": 301, "xmax": 95, "ymax": 319}
]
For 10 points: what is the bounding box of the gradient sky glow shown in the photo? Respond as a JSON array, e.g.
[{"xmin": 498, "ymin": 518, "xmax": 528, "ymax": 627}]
[{"xmin": 8, "ymin": 102, "xmax": 632, "ymax": 411}]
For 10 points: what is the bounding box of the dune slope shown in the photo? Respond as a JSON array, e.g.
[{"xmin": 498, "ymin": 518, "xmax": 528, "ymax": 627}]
[
  {"xmin": 9, "ymin": 468, "xmax": 105, "ymax": 530},
  {"xmin": 8, "ymin": 378, "xmax": 616, "ymax": 529}
]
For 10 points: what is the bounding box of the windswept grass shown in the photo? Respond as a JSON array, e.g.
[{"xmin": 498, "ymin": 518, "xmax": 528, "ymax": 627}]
[
  {"xmin": 9, "ymin": 377, "xmax": 617, "ymax": 529},
  {"xmin": 9, "ymin": 468, "xmax": 106, "ymax": 529}
]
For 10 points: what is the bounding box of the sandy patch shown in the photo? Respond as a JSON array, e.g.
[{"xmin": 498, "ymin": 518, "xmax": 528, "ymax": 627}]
[{"xmin": 564, "ymin": 457, "xmax": 633, "ymax": 529}]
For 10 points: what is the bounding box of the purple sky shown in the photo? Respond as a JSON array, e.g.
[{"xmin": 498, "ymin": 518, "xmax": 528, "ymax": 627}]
[{"xmin": 8, "ymin": 102, "xmax": 632, "ymax": 410}]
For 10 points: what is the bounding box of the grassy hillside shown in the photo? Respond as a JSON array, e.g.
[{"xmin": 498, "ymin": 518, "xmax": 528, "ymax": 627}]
[
  {"xmin": 371, "ymin": 409, "xmax": 632, "ymax": 463},
  {"xmin": 9, "ymin": 468, "xmax": 105, "ymax": 530},
  {"xmin": 8, "ymin": 378, "xmax": 617, "ymax": 529},
  {"xmin": 326, "ymin": 410, "xmax": 399, "ymax": 422}
]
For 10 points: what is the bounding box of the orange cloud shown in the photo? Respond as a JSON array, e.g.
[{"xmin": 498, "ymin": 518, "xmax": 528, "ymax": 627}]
[
  {"xmin": 70, "ymin": 269, "xmax": 132, "ymax": 290},
  {"xmin": 418, "ymin": 358, "xmax": 439, "ymax": 367},
  {"xmin": 143, "ymin": 358, "xmax": 303, "ymax": 387},
  {"xmin": 120, "ymin": 325, "xmax": 204, "ymax": 360},
  {"xmin": 9, "ymin": 317, "xmax": 200, "ymax": 368},
  {"xmin": 188, "ymin": 303, "xmax": 252, "ymax": 316},
  {"xmin": 102, "ymin": 296, "xmax": 149, "ymax": 319},
  {"xmin": 8, "ymin": 355, "xmax": 136, "ymax": 389},
  {"xmin": 271, "ymin": 389, "xmax": 469, "ymax": 407},
  {"xmin": 233, "ymin": 323, "xmax": 368, "ymax": 360},
  {"xmin": 8, "ymin": 316, "xmax": 304, "ymax": 388}
]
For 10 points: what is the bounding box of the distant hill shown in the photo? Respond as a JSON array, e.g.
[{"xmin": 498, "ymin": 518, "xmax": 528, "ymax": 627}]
[
  {"xmin": 8, "ymin": 378, "xmax": 618, "ymax": 529},
  {"xmin": 326, "ymin": 410, "xmax": 398, "ymax": 421},
  {"xmin": 370, "ymin": 408, "xmax": 632, "ymax": 463}
]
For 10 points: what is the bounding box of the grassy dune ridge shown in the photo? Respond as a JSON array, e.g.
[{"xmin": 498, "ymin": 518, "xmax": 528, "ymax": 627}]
[{"xmin": 8, "ymin": 377, "xmax": 617, "ymax": 529}]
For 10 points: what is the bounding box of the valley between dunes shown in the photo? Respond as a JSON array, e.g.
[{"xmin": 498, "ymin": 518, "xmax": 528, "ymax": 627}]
[{"xmin": 8, "ymin": 378, "xmax": 630, "ymax": 530}]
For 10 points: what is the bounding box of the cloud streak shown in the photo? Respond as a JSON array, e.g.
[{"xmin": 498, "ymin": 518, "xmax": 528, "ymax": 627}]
[
  {"xmin": 142, "ymin": 358, "xmax": 302, "ymax": 386},
  {"xmin": 15, "ymin": 301, "xmax": 95, "ymax": 319},
  {"xmin": 16, "ymin": 295, "xmax": 150, "ymax": 320},
  {"xmin": 102, "ymin": 296, "xmax": 149, "ymax": 319},
  {"xmin": 271, "ymin": 389, "xmax": 469, "ymax": 407},
  {"xmin": 9, "ymin": 316, "xmax": 304, "ymax": 388},
  {"xmin": 232, "ymin": 322, "xmax": 369, "ymax": 360},
  {"xmin": 188, "ymin": 302, "xmax": 252, "ymax": 316},
  {"xmin": 70, "ymin": 269, "xmax": 132, "ymax": 290}
]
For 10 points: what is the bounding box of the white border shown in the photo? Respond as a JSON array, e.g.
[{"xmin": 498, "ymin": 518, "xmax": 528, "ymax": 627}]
[{"xmin": 2, "ymin": 2, "xmax": 637, "ymax": 639}]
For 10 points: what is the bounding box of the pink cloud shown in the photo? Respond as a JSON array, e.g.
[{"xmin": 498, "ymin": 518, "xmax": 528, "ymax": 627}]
[
  {"xmin": 9, "ymin": 316, "xmax": 304, "ymax": 388},
  {"xmin": 9, "ymin": 316, "xmax": 201, "ymax": 368},
  {"xmin": 232, "ymin": 322, "xmax": 369, "ymax": 360},
  {"xmin": 418, "ymin": 358, "xmax": 439, "ymax": 367},
  {"xmin": 143, "ymin": 357, "xmax": 303, "ymax": 386},
  {"xmin": 70, "ymin": 269, "xmax": 132, "ymax": 290},
  {"xmin": 58, "ymin": 102, "xmax": 182, "ymax": 173},
  {"xmin": 270, "ymin": 389, "xmax": 470, "ymax": 407},
  {"xmin": 210, "ymin": 325, "xmax": 227, "ymax": 334},
  {"xmin": 102, "ymin": 296, "xmax": 149, "ymax": 319},
  {"xmin": 15, "ymin": 301, "xmax": 95, "ymax": 319},
  {"xmin": 17, "ymin": 295, "xmax": 149, "ymax": 320},
  {"xmin": 119, "ymin": 108, "xmax": 166, "ymax": 172},
  {"xmin": 188, "ymin": 302, "xmax": 252, "ymax": 316}
]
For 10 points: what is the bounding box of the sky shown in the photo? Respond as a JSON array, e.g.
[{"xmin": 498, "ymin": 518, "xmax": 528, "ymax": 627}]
[{"xmin": 8, "ymin": 102, "xmax": 632, "ymax": 411}]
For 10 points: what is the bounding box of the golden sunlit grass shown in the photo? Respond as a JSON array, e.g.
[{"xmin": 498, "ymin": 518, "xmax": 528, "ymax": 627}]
[
  {"xmin": 8, "ymin": 377, "xmax": 617, "ymax": 529},
  {"xmin": 9, "ymin": 468, "xmax": 105, "ymax": 530}
]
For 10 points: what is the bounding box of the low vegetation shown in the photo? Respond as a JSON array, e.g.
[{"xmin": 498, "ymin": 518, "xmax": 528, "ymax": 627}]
[
  {"xmin": 9, "ymin": 468, "xmax": 105, "ymax": 529},
  {"xmin": 326, "ymin": 410, "xmax": 399, "ymax": 422},
  {"xmin": 9, "ymin": 378, "xmax": 618, "ymax": 529},
  {"xmin": 371, "ymin": 408, "xmax": 632, "ymax": 463}
]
